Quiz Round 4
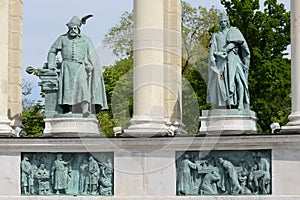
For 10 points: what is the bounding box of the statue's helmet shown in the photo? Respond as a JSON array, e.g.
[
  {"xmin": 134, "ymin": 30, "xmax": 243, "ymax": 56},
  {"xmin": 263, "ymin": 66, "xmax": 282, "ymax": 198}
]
[{"xmin": 66, "ymin": 16, "xmax": 82, "ymax": 28}]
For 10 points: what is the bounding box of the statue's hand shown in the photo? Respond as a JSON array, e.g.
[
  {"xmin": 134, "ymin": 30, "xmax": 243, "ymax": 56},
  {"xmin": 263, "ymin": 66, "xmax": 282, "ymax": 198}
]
[
  {"xmin": 47, "ymin": 65, "xmax": 56, "ymax": 71},
  {"xmin": 214, "ymin": 51, "xmax": 227, "ymax": 59},
  {"xmin": 226, "ymin": 43, "xmax": 236, "ymax": 52},
  {"xmin": 85, "ymin": 64, "xmax": 93, "ymax": 72}
]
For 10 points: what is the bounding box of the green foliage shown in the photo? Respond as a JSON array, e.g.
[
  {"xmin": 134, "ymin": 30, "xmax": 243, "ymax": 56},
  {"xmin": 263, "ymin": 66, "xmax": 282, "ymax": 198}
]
[
  {"xmin": 97, "ymin": 111, "xmax": 117, "ymax": 137},
  {"xmin": 182, "ymin": 2, "xmax": 219, "ymax": 73},
  {"xmin": 181, "ymin": 2, "xmax": 217, "ymax": 134},
  {"xmin": 221, "ymin": 0, "xmax": 291, "ymax": 133},
  {"xmin": 99, "ymin": 58, "xmax": 133, "ymax": 135},
  {"xmin": 22, "ymin": 101, "xmax": 45, "ymax": 137},
  {"xmin": 103, "ymin": 11, "xmax": 133, "ymax": 58}
]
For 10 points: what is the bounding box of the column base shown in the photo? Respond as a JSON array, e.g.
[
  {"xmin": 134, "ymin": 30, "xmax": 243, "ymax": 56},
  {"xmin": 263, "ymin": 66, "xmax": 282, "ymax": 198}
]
[
  {"xmin": 124, "ymin": 116, "xmax": 169, "ymax": 137},
  {"xmin": 43, "ymin": 117, "xmax": 101, "ymax": 137},
  {"xmin": 0, "ymin": 115, "xmax": 12, "ymax": 136},
  {"xmin": 280, "ymin": 112, "xmax": 300, "ymax": 133},
  {"xmin": 199, "ymin": 109, "xmax": 258, "ymax": 135}
]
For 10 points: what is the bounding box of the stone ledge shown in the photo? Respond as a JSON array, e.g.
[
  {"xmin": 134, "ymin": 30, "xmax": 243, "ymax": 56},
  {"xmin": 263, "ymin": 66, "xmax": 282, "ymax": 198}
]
[
  {"xmin": 0, "ymin": 134, "xmax": 299, "ymax": 152},
  {"xmin": 0, "ymin": 195, "xmax": 299, "ymax": 200}
]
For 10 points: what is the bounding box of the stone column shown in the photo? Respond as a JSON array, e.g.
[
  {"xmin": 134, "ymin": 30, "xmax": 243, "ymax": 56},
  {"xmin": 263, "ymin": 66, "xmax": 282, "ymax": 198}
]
[
  {"xmin": 125, "ymin": 0, "xmax": 184, "ymax": 136},
  {"xmin": 8, "ymin": 0, "xmax": 23, "ymax": 127},
  {"xmin": 163, "ymin": 0, "xmax": 185, "ymax": 132},
  {"xmin": 125, "ymin": 0, "xmax": 167, "ymax": 137},
  {"xmin": 282, "ymin": 0, "xmax": 300, "ymax": 132},
  {"xmin": 0, "ymin": 0, "xmax": 13, "ymax": 134}
]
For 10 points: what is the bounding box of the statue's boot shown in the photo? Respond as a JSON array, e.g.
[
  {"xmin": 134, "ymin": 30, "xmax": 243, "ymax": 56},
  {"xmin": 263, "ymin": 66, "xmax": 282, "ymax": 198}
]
[{"xmin": 82, "ymin": 101, "xmax": 91, "ymax": 118}]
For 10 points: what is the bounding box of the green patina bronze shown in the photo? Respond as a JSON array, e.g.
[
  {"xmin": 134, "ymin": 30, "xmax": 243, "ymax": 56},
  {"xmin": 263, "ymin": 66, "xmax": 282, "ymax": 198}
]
[
  {"xmin": 21, "ymin": 152, "xmax": 113, "ymax": 196},
  {"xmin": 176, "ymin": 150, "xmax": 271, "ymax": 195},
  {"xmin": 26, "ymin": 15, "xmax": 108, "ymax": 118},
  {"xmin": 207, "ymin": 12, "xmax": 251, "ymax": 110}
]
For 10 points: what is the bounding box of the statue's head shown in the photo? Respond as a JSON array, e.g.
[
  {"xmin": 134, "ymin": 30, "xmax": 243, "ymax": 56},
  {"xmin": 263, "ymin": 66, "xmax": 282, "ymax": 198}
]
[
  {"xmin": 184, "ymin": 154, "xmax": 190, "ymax": 159},
  {"xmin": 23, "ymin": 156, "xmax": 29, "ymax": 161},
  {"xmin": 89, "ymin": 156, "xmax": 94, "ymax": 161},
  {"xmin": 218, "ymin": 12, "xmax": 229, "ymax": 29},
  {"xmin": 219, "ymin": 157, "xmax": 224, "ymax": 164},
  {"xmin": 57, "ymin": 154, "xmax": 63, "ymax": 160},
  {"xmin": 66, "ymin": 16, "xmax": 81, "ymax": 36}
]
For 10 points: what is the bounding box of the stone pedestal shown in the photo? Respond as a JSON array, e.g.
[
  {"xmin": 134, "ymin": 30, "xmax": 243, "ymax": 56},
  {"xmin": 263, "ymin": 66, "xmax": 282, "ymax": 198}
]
[
  {"xmin": 0, "ymin": 135, "xmax": 299, "ymax": 199},
  {"xmin": 199, "ymin": 109, "xmax": 258, "ymax": 134},
  {"xmin": 43, "ymin": 117, "xmax": 101, "ymax": 137}
]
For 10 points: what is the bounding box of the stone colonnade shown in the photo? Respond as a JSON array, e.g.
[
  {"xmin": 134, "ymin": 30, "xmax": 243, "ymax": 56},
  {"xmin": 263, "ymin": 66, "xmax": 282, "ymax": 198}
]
[
  {"xmin": 0, "ymin": 0, "xmax": 23, "ymax": 135},
  {"xmin": 0, "ymin": 0, "xmax": 299, "ymax": 135}
]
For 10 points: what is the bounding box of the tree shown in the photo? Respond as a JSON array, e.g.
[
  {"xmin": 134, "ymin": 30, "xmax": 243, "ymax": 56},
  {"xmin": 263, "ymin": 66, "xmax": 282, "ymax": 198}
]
[
  {"xmin": 22, "ymin": 100, "xmax": 45, "ymax": 137},
  {"xmin": 97, "ymin": 58, "xmax": 133, "ymax": 136},
  {"xmin": 21, "ymin": 79, "xmax": 45, "ymax": 137},
  {"xmin": 181, "ymin": 2, "xmax": 219, "ymax": 73},
  {"xmin": 221, "ymin": 0, "xmax": 291, "ymax": 132},
  {"xmin": 103, "ymin": 11, "xmax": 133, "ymax": 58},
  {"xmin": 22, "ymin": 79, "xmax": 35, "ymax": 110}
]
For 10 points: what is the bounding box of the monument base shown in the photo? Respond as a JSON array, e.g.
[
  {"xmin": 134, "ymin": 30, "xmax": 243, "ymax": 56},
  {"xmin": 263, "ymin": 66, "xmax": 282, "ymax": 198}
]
[
  {"xmin": 280, "ymin": 125, "xmax": 300, "ymax": 133},
  {"xmin": 43, "ymin": 117, "xmax": 101, "ymax": 137},
  {"xmin": 199, "ymin": 109, "xmax": 258, "ymax": 134},
  {"xmin": 280, "ymin": 112, "xmax": 300, "ymax": 133},
  {"xmin": 124, "ymin": 116, "xmax": 186, "ymax": 137},
  {"xmin": 0, "ymin": 135, "xmax": 300, "ymax": 198}
]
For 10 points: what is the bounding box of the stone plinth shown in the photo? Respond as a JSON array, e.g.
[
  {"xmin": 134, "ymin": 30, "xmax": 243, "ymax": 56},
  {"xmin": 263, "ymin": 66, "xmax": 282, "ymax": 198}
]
[
  {"xmin": 199, "ymin": 109, "xmax": 258, "ymax": 134},
  {"xmin": 43, "ymin": 117, "xmax": 100, "ymax": 137}
]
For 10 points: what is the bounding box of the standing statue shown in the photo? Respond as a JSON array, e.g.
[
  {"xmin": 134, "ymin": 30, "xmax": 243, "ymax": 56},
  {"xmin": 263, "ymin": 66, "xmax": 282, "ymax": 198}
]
[
  {"xmin": 87, "ymin": 156, "xmax": 100, "ymax": 194},
  {"xmin": 21, "ymin": 156, "xmax": 34, "ymax": 195},
  {"xmin": 47, "ymin": 15, "xmax": 108, "ymax": 117},
  {"xmin": 51, "ymin": 154, "xmax": 72, "ymax": 194},
  {"xmin": 79, "ymin": 159, "xmax": 89, "ymax": 194},
  {"xmin": 207, "ymin": 12, "xmax": 250, "ymax": 110},
  {"xmin": 177, "ymin": 154, "xmax": 197, "ymax": 195}
]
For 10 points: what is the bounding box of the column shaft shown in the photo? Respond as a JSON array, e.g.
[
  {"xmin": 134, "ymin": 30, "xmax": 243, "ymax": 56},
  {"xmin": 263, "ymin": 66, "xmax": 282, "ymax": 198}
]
[
  {"xmin": 0, "ymin": 0, "xmax": 12, "ymax": 134},
  {"xmin": 282, "ymin": 0, "xmax": 300, "ymax": 132}
]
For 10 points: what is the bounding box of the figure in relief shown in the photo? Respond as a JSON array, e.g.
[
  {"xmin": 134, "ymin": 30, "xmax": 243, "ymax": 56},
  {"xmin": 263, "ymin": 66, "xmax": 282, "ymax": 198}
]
[
  {"xmin": 51, "ymin": 154, "xmax": 72, "ymax": 194},
  {"xmin": 35, "ymin": 164, "xmax": 50, "ymax": 195},
  {"xmin": 86, "ymin": 156, "xmax": 100, "ymax": 194},
  {"xmin": 21, "ymin": 156, "xmax": 34, "ymax": 195},
  {"xmin": 219, "ymin": 157, "xmax": 242, "ymax": 194},
  {"xmin": 99, "ymin": 158, "xmax": 113, "ymax": 195},
  {"xmin": 177, "ymin": 154, "xmax": 197, "ymax": 195}
]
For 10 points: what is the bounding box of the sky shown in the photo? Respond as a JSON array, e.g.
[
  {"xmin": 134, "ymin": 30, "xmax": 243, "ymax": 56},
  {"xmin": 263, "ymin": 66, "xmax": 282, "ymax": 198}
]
[{"xmin": 22, "ymin": 0, "xmax": 290, "ymax": 102}]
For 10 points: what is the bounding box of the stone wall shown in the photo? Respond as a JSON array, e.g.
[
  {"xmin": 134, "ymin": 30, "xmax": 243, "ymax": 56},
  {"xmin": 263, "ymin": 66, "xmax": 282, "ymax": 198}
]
[{"xmin": 0, "ymin": 135, "xmax": 299, "ymax": 199}]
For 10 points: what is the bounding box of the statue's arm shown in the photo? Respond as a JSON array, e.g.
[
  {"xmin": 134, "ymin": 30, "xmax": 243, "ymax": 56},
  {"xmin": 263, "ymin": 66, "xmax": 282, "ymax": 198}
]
[
  {"xmin": 47, "ymin": 37, "xmax": 62, "ymax": 70},
  {"xmin": 84, "ymin": 36, "xmax": 100, "ymax": 72},
  {"xmin": 209, "ymin": 34, "xmax": 217, "ymax": 66}
]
